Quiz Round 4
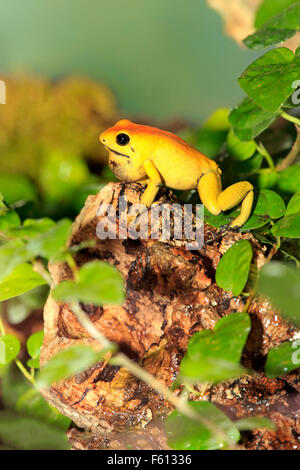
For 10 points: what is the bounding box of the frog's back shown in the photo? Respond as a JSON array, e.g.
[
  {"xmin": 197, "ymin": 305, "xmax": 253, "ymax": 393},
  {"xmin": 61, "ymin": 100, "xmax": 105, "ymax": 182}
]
[{"xmin": 142, "ymin": 124, "xmax": 218, "ymax": 190}]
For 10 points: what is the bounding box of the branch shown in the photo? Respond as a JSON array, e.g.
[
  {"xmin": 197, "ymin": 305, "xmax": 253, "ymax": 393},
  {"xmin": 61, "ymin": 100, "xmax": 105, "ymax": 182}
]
[{"xmin": 276, "ymin": 125, "xmax": 300, "ymax": 171}]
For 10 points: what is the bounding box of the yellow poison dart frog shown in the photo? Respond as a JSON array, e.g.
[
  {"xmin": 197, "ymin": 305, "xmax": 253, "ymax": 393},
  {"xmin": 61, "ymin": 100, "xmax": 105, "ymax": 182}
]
[{"xmin": 99, "ymin": 120, "xmax": 253, "ymax": 228}]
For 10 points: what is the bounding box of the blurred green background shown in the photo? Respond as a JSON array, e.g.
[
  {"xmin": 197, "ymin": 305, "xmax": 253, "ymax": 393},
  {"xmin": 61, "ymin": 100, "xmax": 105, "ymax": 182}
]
[{"xmin": 0, "ymin": 0, "xmax": 257, "ymax": 122}]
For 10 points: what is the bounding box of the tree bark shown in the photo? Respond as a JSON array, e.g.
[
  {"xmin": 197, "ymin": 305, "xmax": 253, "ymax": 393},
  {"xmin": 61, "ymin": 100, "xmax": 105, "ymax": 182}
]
[{"xmin": 40, "ymin": 182, "xmax": 300, "ymax": 450}]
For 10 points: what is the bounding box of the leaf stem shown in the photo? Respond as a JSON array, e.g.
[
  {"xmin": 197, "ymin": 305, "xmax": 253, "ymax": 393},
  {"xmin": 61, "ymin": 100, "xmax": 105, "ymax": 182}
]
[
  {"xmin": 0, "ymin": 308, "xmax": 5, "ymax": 335},
  {"xmin": 15, "ymin": 359, "xmax": 37, "ymax": 388},
  {"xmin": 256, "ymin": 143, "xmax": 275, "ymax": 171},
  {"xmin": 33, "ymin": 260, "xmax": 54, "ymax": 288},
  {"xmin": 281, "ymin": 110, "xmax": 300, "ymax": 127},
  {"xmin": 276, "ymin": 125, "xmax": 300, "ymax": 171}
]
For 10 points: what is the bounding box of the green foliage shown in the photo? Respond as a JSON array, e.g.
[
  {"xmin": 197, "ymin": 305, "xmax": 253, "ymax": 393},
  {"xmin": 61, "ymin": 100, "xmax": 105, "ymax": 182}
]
[
  {"xmin": 0, "ymin": 263, "xmax": 46, "ymax": 302},
  {"xmin": 180, "ymin": 313, "xmax": 250, "ymax": 383},
  {"xmin": 216, "ymin": 240, "xmax": 253, "ymax": 296},
  {"xmin": 195, "ymin": 108, "xmax": 230, "ymax": 158},
  {"xmin": 0, "ymin": 365, "xmax": 70, "ymax": 449},
  {"xmin": 226, "ymin": 129, "xmax": 257, "ymax": 161},
  {"xmin": 52, "ymin": 261, "xmax": 124, "ymax": 306},
  {"xmin": 36, "ymin": 344, "xmax": 104, "ymax": 389},
  {"xmin": 285, "ymin": 192, "xmax": 300, "ymax": 215},
  {"xmin": 0, "ymin": 335, "xmax": 21, "ymax": 367},
  {"xmin": 255, "ymin": 0, "xmax": 298, "ymax": 28},
  {"xmin": 239, "ymin": 48, "xmax": 300, "ymax": 113},
  {"xmin": 271, "ymin": 212, "xmax": 300, "ymax": 237},
  {"xmin": 166, "ymin": 401, "xmax": 240, "ymax": 450},
  {"xmin": 16, "ymin": 388, "xmax": 70, "ymax": 430},
  {"xmin": 0, "ymin": 173, "xmax": 37, "ymax": 205},
  {"xmin": 26, "ymin": 218, "xmax": 72, "ymax": 261},
  {"xmin": 234, "ymin": 416, "xmax": 276, "ymax": 431},
  {"xmin": 258, "ymin": 261, "xmax": 300, "ymax": 324},
  {"xmin": 277, "ymin": 163, "xmax": 300, "ymax": 194},
  {"xmin": 0, "ymin": 411, "xmax": 70, "ymax": 450},
  {"xmin": 245, "ymin": 2, "xmax": 300, "ymax": 50},
  {"xmin": 26, "ymin": 331, "xmax": 44, "ymax": 368},
  {"xmin": 229, "ymin": 98, "xmax": 278, "ymax": 142},
  {"xmin": 39, "ymin": 150, "xmax": 90, "ymax": 201},
  {"xmin": 265, "ymin": 340, "xmax": 300, "ymax": 377},
  {"xmin": 0, "ymin": 210, "xmax": 21, "ymax": 232},
  {"xmin": 5, "ymin": 218, "xmax": 55, "ymax": 238}
]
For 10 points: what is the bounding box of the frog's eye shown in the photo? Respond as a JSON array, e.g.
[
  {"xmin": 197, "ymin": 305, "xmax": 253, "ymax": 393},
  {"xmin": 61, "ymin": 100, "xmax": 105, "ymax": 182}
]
[{"xmin": 116, "ymin": 133, "xmax": 130, "ymax": 146}]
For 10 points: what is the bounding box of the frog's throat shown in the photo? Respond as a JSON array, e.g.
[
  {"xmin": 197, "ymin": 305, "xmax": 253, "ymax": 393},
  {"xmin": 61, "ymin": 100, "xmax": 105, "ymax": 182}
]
[{"xmin": 105, "ymin": 146, "xmax": 130, "ymax": 159}]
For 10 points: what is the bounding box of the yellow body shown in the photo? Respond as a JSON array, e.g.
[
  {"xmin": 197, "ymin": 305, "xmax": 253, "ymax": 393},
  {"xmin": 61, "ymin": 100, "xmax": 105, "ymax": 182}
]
[{"xmin": 100, "ymin": 120, "xmax": 254, "ymax": 227}]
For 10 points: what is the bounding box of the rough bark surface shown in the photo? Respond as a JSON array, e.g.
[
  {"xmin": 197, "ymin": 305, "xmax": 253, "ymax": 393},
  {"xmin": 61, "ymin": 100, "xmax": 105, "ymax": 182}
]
[{"xmin": 40, "ymin": 182, "xmax": 300, "ymax": 450}]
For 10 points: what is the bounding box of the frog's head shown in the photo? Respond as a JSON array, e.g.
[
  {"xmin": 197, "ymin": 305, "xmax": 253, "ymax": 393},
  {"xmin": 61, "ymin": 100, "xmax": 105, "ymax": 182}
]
[{"xmin": 100, "ymin": 119, "xmax": 155, "ymax": 182}]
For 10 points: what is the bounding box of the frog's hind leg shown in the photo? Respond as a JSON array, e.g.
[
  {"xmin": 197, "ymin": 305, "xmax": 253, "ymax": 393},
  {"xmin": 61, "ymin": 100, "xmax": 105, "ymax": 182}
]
[
  {"xmin": 218, "ymin": 181, "xmax": 254, "ymax": 228},
  {"xmin": 197, "ymin": 170, "xmax": 253, "ymax": 228}
]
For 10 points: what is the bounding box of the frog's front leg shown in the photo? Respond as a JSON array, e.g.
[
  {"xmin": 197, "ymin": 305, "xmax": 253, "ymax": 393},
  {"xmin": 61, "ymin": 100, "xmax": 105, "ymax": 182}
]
[
  {"xmin": 140, "ymin": 160, "xmax": 162, "ymax": 208},
  {"xmin": 197, "ymin": 169, "xmax": 254, "ymax": 228}
]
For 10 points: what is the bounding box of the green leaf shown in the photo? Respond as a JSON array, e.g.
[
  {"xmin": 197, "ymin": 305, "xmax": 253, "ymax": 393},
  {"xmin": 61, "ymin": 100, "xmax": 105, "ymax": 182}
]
[
  {"xmin": 216, "ymin": 240, "xmax": 253, "ymax": 296},
  {"xmin": 195, "ymin": 108, "xmax": 230, "ymax": 158},
  {"xmin": 258, "ymin": 261, "xmax": 300, "ymax": 324},
  {"xmin": 0, "ymin": 410, "xmax": 70, "ymax": 450},
  {"xmin": 0, "ymin": 173, "xmax": 37, "ymax": 205},
  {"xmin": 27, "ymin": 358, "xmax": 40, "ymax": 368},
  {"xmin": 166, "ymin": 401, "xmax": 240, "ymax": 450},
  {"xmin": 229, "ymin": 98, "xmax": 278, "ymax": 142},
  {"xmin": 245, "ymin": 2, "xmax": 300, "ymax": 50},
  {"xmin": 0, "ymin": 239, "xmax": 30, "ymax": 281},
  {"xmin": 6, "ymin": 218, "xmax": 55, "ymax": 239},
  {"xmin": 26, "ymin": 218, "xmax": 72, "ymax": 260},
  {"xmin": 240, "ymin": 214, "xmax": 270, "ymax": 232},
  {"xmin": 0, "ymin": 335, "xmax": 21, "ymax": 365},
  {"xmin": 235, "ymin": 153, "xmax": 263, "ymax": 176},
  {"xmin": 1, "ymin": 364, "xmax": 32, "ymax": 409},
  {"xmin": 235, "ymin": 416, "xmax": 276, "ymax": 431},
  {"xmin": 36, "ymin": 344, "xmax": 103, "ymax": 389},
  {"xmin": 257, "ymin": 170, "xmax": 279, "ymax": 189},
  {"xmin": 0, "ymin": 210, "xmax": 21, "ymax": 232},
  {"xmin": 180, "ymin": 312, "xmax": 250, "ymax": 383},
  {"xmin": 16, "ymin": 388, "xmax": 71, "ymax": 430},
  {"xmin": 39, "ymin": 150, "xmax": 90, "ymax": 201},
  {"xmin": 26, "ymin": 330, "xmax": 44, "ymax": 368},
  {"xmin": 239, "ymin": 48, "xmax": 300, "ymax": 113},
  {"xmin": 255, "ymin": 0, "xmax": 298, "ymax": 28},
  {"xmin": 52, "ymin": 261, "xmax": 124, "ymax": 306},
  {"xmin": 0, "ymin": 263, "xmax": 46, "ymax": 302},
  {"xmin": 254, "ymin": 189, "xmax": 286, "ymax": 219},
  {"xmin": 277, "ymin": 162, "xmax": 300, "ymax": 193},
  {"xmin": 271, "ymin": 213, "xmax": 300, "ymax": 237},
  {"xmin": 265, "ymin": 340, "xmax": 300, "ymax": 377},
  {"xmin": 226, "ymin": 129, "xmax": 257, "ymax": 161},
  {"xmin": 285, "ymin": 192, "xmax": 300, "ymax": 216}
]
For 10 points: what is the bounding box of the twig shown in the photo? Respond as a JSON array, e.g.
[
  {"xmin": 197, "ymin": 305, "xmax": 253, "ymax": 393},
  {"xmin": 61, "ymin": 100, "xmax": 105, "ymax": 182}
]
[
  {"xmin": 15, "ymin": 359, "xmax": 37, "ymax": 388},
  {"xmin": 257, "ymin": 142, "xmax": 275, "ymax": 170},
  {"xmin": 276, "ymin": 125, "xmax": 300, "ymax": 171},
  {"xmin": 280, "ymin": 110, "xmax": 300, "ymax": 128},
  {"xmin": 33, "ymin": 259, "xmax": 54, "ymax": 288}
]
